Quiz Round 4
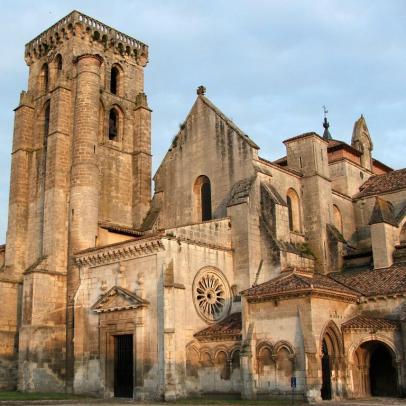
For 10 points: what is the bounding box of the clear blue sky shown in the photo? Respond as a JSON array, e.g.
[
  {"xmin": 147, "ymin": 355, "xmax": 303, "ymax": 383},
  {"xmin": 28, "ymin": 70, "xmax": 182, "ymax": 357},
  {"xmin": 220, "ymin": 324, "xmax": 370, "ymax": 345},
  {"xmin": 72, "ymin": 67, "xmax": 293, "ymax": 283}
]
[{"xmin": 0, "ymin": 1, "xmax": 405, "ymax": 242}]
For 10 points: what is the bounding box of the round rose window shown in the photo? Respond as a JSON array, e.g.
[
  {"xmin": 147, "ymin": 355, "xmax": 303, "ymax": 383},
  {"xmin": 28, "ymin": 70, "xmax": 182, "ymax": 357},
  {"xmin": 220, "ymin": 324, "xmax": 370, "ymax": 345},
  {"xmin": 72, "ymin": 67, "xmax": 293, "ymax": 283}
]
[{"xmin": 193, "ymin": 268, "xmax": 231, "ymax": 323}]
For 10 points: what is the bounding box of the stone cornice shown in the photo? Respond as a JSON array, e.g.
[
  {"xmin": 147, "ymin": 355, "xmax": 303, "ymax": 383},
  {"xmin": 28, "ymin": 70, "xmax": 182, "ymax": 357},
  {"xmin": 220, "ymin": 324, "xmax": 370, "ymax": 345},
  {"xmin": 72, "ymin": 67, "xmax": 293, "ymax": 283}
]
[
  {"xmin": 246, "ymin": 288, "xmax": 358, "ymax": 304},
  {"xmin": 165, "ymin": 236, "xmax": 233, "ymax": 252},
  {"xmin": 25, "ymin": 10, "xmax": 148, "ymax": 66},
  {"xmin": 195, "ymin": 334, "xmax": 242, "ymax": 343},
  {"xmin": 75, "ymin": 235, "xmax": 165, "ymax": 267}
]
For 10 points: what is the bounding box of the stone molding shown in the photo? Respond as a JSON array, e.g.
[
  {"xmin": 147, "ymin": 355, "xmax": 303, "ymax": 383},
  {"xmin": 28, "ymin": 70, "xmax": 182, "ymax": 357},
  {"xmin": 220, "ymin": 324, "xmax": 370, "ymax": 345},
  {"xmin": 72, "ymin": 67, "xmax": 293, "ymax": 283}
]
[
  {"xmin": 91, "ymin": 285, "xmax": 148, "ymax": 313},
  {"xmin": 75, "ymin": 235, "xmax": 164, "ymax": 267}
]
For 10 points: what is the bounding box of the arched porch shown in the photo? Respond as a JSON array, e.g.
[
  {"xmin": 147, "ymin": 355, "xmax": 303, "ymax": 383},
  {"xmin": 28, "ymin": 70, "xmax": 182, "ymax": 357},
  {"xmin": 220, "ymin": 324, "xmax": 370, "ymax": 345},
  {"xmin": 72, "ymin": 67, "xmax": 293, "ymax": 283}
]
[{"xmin": 351, "ymin": 339, "xmax": 399, "ymax": 398}]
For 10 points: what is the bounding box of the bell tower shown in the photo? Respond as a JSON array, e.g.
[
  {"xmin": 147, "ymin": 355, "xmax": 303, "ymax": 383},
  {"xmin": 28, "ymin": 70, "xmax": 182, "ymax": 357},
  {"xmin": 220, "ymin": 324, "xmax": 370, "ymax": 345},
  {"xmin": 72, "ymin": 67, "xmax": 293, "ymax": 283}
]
[{"xmin": 0, "ymin": 11, "xmax": 151, "ymax": 391}]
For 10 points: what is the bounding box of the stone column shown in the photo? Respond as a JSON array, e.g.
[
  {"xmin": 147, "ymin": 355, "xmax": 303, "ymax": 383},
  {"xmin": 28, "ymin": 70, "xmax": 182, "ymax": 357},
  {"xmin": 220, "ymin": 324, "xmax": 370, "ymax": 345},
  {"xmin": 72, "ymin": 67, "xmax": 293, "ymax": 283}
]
[
  {"xmin": 42, "ymin": 82, "xmax": 71, "ymax": 273},
  {"xmin": 5, "ymin": 92, "xmax": 34, "ymax": 275},
  {"xmin": 67, "ymin": 54, "xmax": 102, "ymax": 391},
  {"xmin": 132, "ymin": 93, "xmax": 152, "ymax": 228},
  {"xmin": 69, "ymin": 53, "xmax": 102, "ymax": 252}
]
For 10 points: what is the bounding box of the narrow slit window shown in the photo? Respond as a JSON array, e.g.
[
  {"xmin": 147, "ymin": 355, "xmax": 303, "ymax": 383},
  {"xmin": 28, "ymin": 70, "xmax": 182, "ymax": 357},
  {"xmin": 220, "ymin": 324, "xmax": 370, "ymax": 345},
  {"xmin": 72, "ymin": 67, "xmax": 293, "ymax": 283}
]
[
  {"xmin": 44, "ymin": 102, "xmax": 50, "ymax": 138},
  {"xmin": 111, "ymin": 66, "xmax": 119, "ymax": 94},
  {"xmin": 56, "ymin": 54, "xmax": 63, "ymax": 73},
  {"xmin": 109, "ymin": 109, "xmax": 118, "ymax": 141},
  {"xmin": 41, "ymin": 63, "xmax": 49, "ymax": 93},
  {"xmin": 287, "ymin": 195, "xmax": 293, "ymax": 231}
]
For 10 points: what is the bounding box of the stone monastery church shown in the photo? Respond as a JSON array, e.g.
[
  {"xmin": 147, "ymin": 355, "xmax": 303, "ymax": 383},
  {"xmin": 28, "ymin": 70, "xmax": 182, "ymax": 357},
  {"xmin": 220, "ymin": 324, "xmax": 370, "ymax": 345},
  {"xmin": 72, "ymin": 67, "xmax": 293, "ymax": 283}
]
[{"xmin": 1, "ymin": 10, "xmax": 406, "ymax": 402}]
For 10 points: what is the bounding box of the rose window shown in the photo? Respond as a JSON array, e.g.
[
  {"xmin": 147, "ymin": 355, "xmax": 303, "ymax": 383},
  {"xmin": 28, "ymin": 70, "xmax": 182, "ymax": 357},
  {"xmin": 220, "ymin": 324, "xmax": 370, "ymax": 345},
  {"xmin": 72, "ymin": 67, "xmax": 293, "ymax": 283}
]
[{"xmin": 193, "ymin": 268, "xmax": 231, "ymax": 323}]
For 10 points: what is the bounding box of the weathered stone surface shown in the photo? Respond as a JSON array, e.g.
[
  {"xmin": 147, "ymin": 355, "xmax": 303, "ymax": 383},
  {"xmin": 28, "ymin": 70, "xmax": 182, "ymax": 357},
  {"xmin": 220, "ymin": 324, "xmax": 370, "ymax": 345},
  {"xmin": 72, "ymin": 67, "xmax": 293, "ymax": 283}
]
[{"xmin": 0, "ymin": 9, "xmax": 405, "ymax": 403}]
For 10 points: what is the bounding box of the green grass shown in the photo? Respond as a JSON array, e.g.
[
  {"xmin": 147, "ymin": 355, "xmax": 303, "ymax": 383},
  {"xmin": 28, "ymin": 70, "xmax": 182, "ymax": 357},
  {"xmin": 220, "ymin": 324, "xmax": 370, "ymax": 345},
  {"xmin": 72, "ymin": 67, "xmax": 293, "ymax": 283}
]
[{"xmin": 0, "ymin": 391, "xmax": 91, "ymax": 400}]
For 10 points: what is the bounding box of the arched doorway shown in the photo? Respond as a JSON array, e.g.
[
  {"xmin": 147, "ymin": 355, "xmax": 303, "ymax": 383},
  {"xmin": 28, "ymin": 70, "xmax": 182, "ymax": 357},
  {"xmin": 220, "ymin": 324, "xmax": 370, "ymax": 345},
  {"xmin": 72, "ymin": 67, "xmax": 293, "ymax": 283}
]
[
  {"xmin": 352, "ymin": 340, "xmax": 398, "ymax": 398},
  {"xmin": 320, "ymin": 321, "xmax": 345, "ymax": 400},
  {"xmin": 321, "ymin": 339, "xmax": 332, "ymax": 400}
]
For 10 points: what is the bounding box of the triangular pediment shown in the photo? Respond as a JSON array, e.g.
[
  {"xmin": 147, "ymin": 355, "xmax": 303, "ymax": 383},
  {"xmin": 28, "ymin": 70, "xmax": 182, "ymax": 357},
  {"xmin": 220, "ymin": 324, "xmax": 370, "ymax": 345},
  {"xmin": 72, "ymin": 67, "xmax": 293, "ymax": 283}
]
[{"xmin": 91, "ymin": 286, "xmax": 148, "ymax": 313}]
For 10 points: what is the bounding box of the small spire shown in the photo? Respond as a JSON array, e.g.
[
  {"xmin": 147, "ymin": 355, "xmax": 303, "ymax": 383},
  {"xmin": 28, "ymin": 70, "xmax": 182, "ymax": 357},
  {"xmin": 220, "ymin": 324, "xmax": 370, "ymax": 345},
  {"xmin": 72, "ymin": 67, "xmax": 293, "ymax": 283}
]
[{"xmin": 322, "ymin": 105, "xmax": 332, "ymax": 140}]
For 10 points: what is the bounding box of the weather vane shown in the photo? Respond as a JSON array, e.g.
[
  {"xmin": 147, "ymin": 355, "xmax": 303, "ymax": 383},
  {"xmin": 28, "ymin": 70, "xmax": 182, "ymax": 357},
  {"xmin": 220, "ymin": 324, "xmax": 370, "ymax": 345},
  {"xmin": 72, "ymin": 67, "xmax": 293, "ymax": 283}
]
[{"xmin": 323, "ymin": 105, "xmax": 328, "ymax": 118}]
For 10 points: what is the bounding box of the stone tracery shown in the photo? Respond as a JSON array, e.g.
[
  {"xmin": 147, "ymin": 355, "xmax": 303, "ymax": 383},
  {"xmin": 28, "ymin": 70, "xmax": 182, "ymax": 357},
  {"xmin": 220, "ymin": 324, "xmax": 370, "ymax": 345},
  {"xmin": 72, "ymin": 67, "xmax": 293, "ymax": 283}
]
[{"xmin": 193, "ymin": 268, "xmax": 231, "ymax": 323}]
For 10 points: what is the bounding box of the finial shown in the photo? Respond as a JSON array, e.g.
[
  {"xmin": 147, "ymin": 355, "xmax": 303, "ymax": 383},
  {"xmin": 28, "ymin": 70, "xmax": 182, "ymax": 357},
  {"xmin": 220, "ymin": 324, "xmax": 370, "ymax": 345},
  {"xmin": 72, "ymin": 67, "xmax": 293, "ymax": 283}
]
[
  {"xmin": 197, "ymin": 85, "xmax": 206, "ymax": 96},
  {"xmin": 322, "ymin": 105, "xmax": 332, "ymax": 141}
]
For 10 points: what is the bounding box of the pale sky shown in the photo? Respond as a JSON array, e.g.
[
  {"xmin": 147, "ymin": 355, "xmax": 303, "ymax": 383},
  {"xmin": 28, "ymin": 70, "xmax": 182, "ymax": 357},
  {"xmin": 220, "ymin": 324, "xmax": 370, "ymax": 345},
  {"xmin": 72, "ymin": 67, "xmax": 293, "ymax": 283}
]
[{"xmin": 0, "ymin": 1, "xmax": 405, "ymax": 242}]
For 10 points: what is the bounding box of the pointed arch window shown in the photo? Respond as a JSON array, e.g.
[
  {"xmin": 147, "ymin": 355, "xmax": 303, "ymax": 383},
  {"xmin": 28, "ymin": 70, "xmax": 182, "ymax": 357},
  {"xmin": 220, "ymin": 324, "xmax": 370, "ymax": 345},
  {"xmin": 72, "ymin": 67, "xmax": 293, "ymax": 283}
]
[{"xmin": 108, "ymin": 109, "xmax": 118, "ymax": 141}]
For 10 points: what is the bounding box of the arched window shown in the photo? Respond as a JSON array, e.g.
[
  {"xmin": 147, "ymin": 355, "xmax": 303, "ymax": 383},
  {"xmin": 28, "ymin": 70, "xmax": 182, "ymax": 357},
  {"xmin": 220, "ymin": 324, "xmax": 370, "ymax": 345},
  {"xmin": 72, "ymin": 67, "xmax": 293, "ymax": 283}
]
[
  {"xmin": 333, "ymin": 204, "xmax": 343, "ymax": 234},
  {"xmin": 55, "ymin": 54, "xmax": 63, "ymax": 75},
  {"xmin": 108, "ymin": 109, "xmax": 118, "ymax": 141},
  {"xmin": 194, "ymin": 175, "xmax": 212, "ymax": 222},
  {"xmin": 215, "ymin": 351, "xmax": 229, "ymax": 380},
  {"xmin": 110, "ymin": 66, "xmax": 120, "ymax": 95},
  {"xmin": 40, "ymin": 63, "xmax": 49, "ymax": 93},
  {"xmin": 287, "ymin": 188, "xmax": 301, "ymax": 233}
]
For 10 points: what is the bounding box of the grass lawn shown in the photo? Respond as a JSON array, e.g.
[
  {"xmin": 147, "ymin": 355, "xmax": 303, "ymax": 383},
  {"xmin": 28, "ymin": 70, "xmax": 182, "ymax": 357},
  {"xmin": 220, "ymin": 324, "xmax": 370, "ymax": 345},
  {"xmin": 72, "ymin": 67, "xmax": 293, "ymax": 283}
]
[{"xmin": 0, "ymin": 391, "xmax": 91, "ymax": 401}]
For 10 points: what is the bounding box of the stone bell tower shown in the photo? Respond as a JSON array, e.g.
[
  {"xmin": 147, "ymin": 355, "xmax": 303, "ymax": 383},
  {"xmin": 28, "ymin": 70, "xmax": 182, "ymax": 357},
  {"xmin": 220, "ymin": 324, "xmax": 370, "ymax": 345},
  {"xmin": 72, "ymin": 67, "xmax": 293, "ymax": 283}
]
[{"xmin": 0, "ymin": 11, "xmax": 151, "ymax": 391}]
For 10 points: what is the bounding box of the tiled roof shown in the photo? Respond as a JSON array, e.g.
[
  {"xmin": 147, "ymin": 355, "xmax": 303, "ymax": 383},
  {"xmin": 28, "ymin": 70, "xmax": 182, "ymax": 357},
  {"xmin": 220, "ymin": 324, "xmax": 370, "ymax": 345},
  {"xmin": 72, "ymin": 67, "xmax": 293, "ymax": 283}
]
[
  {"xmin": 194, "ymin": 312, "xmax": 242, "ymax": 341},
  {"xmin": 99, "ymin": 221, "xmax": 144, "ymax": 236},
  {"xmin": 342, "ymin": 316, "xmax": 399, "ymax": 331},
  {"xmin": 272, "ymin": 156, "xmax": 287, "ymax": 166},
  {"xmin": 330, "ymin": 264, "xmax": 406, "ymax": 297},
  {"xmin": 327, "ymin": 139, "xmax": 362, "ymax": 156},
  {"xmin": 241, "ymin": 268, "xmax": 358, "ymax": 302},
  {"xmin": 355, "ymin": 168, "xmax": 406, "ymax": 198}
]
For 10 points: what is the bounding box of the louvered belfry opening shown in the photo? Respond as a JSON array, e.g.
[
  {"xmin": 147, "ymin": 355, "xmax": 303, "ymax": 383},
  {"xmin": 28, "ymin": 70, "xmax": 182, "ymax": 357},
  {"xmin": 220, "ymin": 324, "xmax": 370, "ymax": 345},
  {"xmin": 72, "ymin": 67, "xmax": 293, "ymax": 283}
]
[{"xmin": 114, "ymin": 334, "xmax": 134, "ymax": 398}]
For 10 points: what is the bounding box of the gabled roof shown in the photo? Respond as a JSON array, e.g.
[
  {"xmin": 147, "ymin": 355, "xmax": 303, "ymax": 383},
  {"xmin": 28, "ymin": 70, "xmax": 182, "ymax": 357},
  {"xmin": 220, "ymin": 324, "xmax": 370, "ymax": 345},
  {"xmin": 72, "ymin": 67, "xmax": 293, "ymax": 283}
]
[
  {"xmin": 330, "ymin": 264, "xmax": 406, "ymax": 297},
  {"xmin": 241, "ymin": 268, "xmax": 358, "ymax": 302},
  {"xmin": 199, "ymin": 95, "xmax": 259, "ymax": 149},
  {"xmin": 153, "ymin": 92, "xmax": 259, "ymax": 180},
  {"xmin": 91, "ymin": 285, "xmax": 149, "ymax": 313},
  {"xmin": 194, "ymin": 312, "xmax": 242, "ymax": 342},
  {"xmin": 355, "ymin": 168, "xmax": 406, "ymax": 198},
  {"xmin": 342, "ymin": 316, "xmax": 399, "ymax": 331}
]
